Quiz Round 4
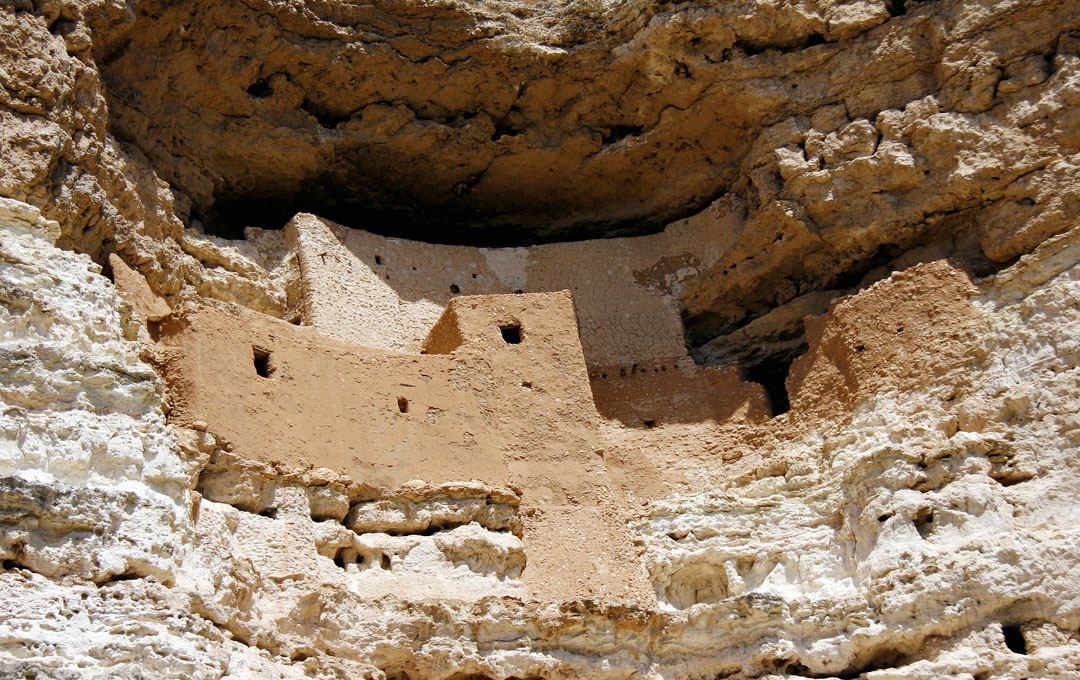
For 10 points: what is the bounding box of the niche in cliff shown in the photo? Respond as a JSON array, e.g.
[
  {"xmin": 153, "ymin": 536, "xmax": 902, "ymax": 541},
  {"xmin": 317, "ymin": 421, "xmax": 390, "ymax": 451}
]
[
  {"xmin": 193, "ymin": 185, "xmax": 711, "ymax": 247},
  {"xmin": 92, "ymin": 0, "xmax": 767, "ymax": 245}
]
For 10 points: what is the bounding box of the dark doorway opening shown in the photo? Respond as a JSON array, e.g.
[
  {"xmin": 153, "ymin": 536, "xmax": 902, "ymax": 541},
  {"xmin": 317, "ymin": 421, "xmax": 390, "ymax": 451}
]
[{"xmin": 253, "ymin": 347, "xmax": 273, "ymax": 378}]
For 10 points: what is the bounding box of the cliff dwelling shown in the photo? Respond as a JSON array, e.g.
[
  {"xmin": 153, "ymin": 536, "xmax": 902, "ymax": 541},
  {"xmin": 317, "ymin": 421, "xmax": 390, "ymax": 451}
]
[
  {"xmin": 3, "ymin": 0, "xmax": 1080, "ymax": 678},
  {"xmin": 113, "ymin": 210, "xmax": 986, "ymax": 608}
]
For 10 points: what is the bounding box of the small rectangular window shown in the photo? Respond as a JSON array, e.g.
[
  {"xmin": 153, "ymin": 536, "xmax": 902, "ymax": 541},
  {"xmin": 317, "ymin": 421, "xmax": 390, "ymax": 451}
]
[
  {"xmin": 253, "ymin": 347, "xmax": 273, "ymax": 378},
  {"xmin": 499, "ymin": 324, "xmax": 522, "ymax": 344}
]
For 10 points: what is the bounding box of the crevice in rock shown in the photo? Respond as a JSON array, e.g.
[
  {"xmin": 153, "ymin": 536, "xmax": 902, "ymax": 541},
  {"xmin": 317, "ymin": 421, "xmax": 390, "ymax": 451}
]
[
  {"xmin": 601, "ymin": 125, "xmax": 644, "ymax": 146},
  {"xmin": 95, "ymin": 570, "xmax": 144, "ymax": 585},
  {"xmin": 300, "ymin": 99, "xmax": 354, "ymax": 129},
  {"xmin": 990, "ymin": 470, "xmax": 1034, "ymax": 486},
  {"xmin": 728, "ymin": 30, "xmax": 832, "ymax": 58},
  {"xmin": 887, "ymin": 0, "xmax": 909, "ymax": 17},
  {"xmin": 98, "ymin": 37, "xmax": 132, "ymax": 66},
  {"xmin": 914, "ymin": 507, "xmax": 934, "ymax": 539},
  {"xmin": 829, "ymin": 647, "xmax": 906, "ymax": 678},
  {"xmin": 374, "ymin": 521, "xmax": 513, "ymax": 537},
  {"xmin": 731, "ymin": 40, "xmax": 764, "ymax": 56},
  {"xmin": 333, "ymin": 547, "xmax": 367, "ymax": 569},
  {"xmin": 246, "ymin": 79, "xmax": 273, "ymax": 99},
  {"xmin": 1003, "ymin": 624, "xmax": 1028, "ymax": 654},
  {"xmin": 0, "ymin": 557, "xmax": 38, "ymax": 576},
  {"xmin": 490, "ymin": 114, "xmax": 524, "ymax": 141}
]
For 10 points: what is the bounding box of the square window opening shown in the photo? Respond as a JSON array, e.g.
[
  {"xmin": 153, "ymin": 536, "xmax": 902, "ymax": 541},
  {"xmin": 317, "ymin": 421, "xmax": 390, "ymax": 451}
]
[{"xmin": 500, "ymin": 324, "xmax": 522, "ymax": 344}]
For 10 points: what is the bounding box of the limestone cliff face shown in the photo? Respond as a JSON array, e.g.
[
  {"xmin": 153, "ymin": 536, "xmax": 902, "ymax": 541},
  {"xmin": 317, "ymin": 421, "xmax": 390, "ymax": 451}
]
[
  {"xmin": 2, "ymin": 0, "xmax": 1080, "ymax": 678},
  {"xmin": 2, "ymin": 194, "xmax": 1080, "ymax": 678}
]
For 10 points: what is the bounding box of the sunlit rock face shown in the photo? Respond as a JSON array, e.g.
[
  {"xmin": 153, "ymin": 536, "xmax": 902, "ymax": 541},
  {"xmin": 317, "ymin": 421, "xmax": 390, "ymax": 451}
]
[{"xmin": 2, "ymin": 0, "xmax": 1080, "ymax": 677}]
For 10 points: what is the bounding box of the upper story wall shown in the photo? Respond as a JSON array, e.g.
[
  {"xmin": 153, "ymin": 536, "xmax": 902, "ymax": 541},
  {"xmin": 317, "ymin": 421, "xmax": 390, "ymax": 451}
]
[
  {"xmin": 153, "ymin": 291, "xmax": 602, "ymax": 496},
  {"xmin": 278, "ymin": 210, "xmax": 741, "ymax": 367}
]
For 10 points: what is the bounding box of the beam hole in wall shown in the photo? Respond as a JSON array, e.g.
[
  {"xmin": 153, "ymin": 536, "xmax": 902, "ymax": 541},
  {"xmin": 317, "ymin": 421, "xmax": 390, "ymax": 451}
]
[
  {"xmin": 449, "ymin": 284, "xmax": 461, "ymax": 294},
  {"xmin": 381, "ymin": 553, "xmax": 392, "ymax": 570},
  {"xmin": 253, "ymin": 347, "xmax": 274, "ymax": 378},
  {"xmin": 643, "ymin": 419, "xmax": 657, "ymax": 428},
  {"xmin": 375, "ymin": 255, "xmax": 383, "ymax": 265},
  {"xmin": 500, "ymin": 324, "xmax": 522, "ymax": 344},
  {"xmin": 398, "ymin": 397, "xmax": 409, "ymax": 413}
]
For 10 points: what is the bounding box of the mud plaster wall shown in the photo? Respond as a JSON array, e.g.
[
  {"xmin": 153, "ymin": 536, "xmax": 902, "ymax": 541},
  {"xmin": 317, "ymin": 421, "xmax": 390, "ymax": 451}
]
[
  {"xmin": 280, "ymin": 209, "xmax": 743, "ymax": 366},
  {"xmin": 588, "ymin": 359, "xmax": 770, "ymax": 426}
]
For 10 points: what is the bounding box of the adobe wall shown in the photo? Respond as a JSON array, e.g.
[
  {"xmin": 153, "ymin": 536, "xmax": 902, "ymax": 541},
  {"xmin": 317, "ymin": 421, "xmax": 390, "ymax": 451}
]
[
  {"xmin": 134, "ymin": 255, "xmax": 986, "ymax": 608},
  {"xmin": 155, "ymin": 291, "xmax": 601, "ymax": 493},
  {"xmin": 588, "ymin": 359, "xmax": 770, "ymax": 427},
  {"xmin": 279, "ymin": 210, "xmax": 741, "ymax": 367}
]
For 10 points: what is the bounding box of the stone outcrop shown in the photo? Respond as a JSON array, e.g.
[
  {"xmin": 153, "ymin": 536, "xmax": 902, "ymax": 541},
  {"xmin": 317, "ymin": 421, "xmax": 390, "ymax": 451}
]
[{"xmin": 3, "ymin": 0, "xmax": 1080, "ymax": 678}]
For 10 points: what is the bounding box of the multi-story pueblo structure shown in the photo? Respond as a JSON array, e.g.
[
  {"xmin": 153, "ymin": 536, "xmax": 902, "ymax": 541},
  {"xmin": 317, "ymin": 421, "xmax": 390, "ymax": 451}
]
[{"xmin": 2, "ymin": 0, "xmax": 1080, "ymax": 677}]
